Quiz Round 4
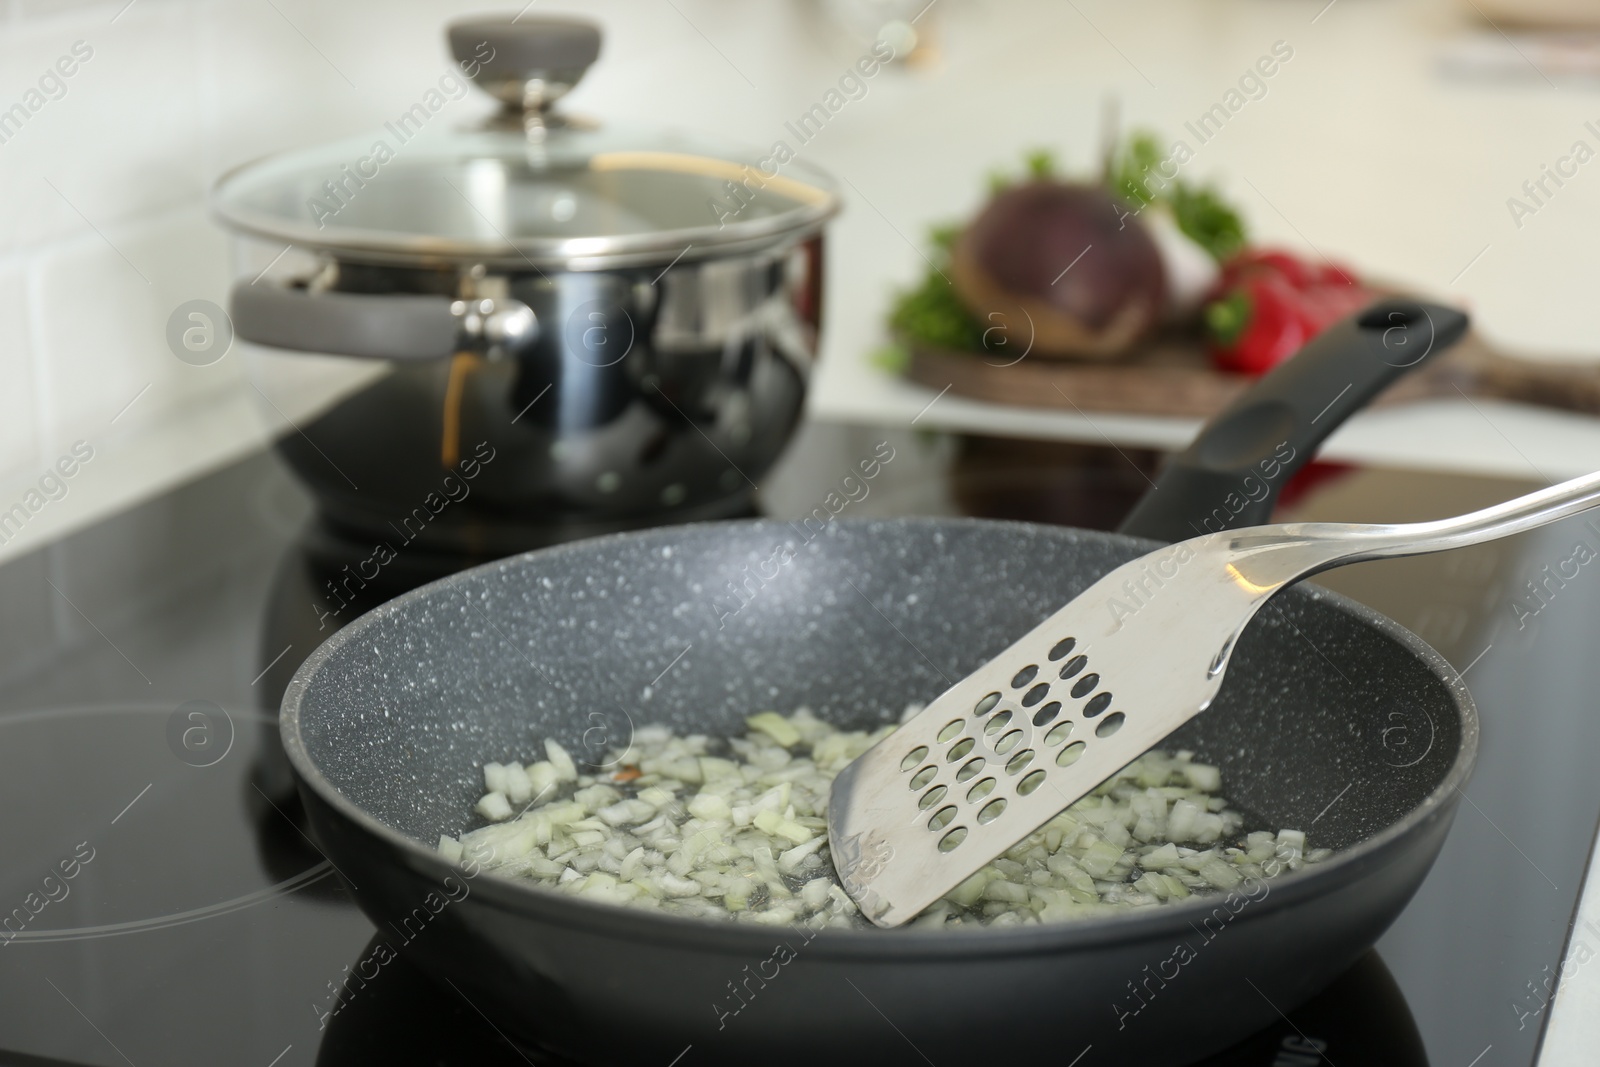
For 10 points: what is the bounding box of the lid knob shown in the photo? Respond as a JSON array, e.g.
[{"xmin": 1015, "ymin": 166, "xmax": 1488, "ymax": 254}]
[{"xmin": 448, "ymin": 15, "xmax": 602, "ymax": 123}]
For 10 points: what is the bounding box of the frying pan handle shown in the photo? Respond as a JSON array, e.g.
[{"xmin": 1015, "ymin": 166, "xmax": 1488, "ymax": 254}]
[{"xmin": 1116, "ymin": 299, "xmax": 1469, "ymax": 541}]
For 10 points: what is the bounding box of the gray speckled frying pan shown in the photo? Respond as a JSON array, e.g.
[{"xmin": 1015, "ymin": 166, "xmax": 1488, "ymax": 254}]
[{"xmin": 280, "ymin": 303, "xmax": 1478, "ymax": 1066}]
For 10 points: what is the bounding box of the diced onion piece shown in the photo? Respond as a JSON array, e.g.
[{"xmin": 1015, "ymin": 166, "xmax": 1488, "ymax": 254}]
[
  {"xmin": 948, "ymin": 870, "xmax": 994, "ymax": 908},
  {"xmin": 753, "ymin": 809, "xmax": 814, "ymax": 845},
  {"xmin": 661, "ymin": 873, "xmax": 702, "ymax": 897},
  {"xmin": 619, "ymin": 845, "xmax": 646, "ymax": 881},
  {"xmin": 545, "ymin": 739, "xmax": 578, "ymax": 781},
  {"xmin": 746, "ymin": 712, "xmax": 802, "ymax": 748},
  {"xmin": 779, "ymin": 837, "xmax": 826, "ymax": 872},
  {"xmin": 983, "ymin": 879, "xmax": 1030, "ymax": 904},
  {"xmin": 502, "ymin": 762, "xmax": 533, "ymax": 804},
  {"xmin": 700, "ymin": 756, "xmax": 739, "ymax": 781},
  {"xmin": 1183, "ymin": 762, "xmax": 1222, "ymax": 792},
  {"xmin": 543, "ymin": 801, "xmax": 586, "ymax": 826},
  {"xmin": 723, "ymin": 879, "xmax": 753, "ymax": 911},
  {"xmin": 1134, "ymin": 872, "xmax": 1169, "ymax": 900},
  {"xmin": 475, "ymin": 792, "xmax": 513, "ymax": 821},
  {"xmin": 1168, "ymin": 798, "xmax": 1200, "ymax": 842},
  {"xmin": 687, "ymin": 793, "xmax": 732, "ymax": 822},
  {"xmin": 1198, "ymin": 857, "xmax": 1242, "ymax": 890},
  {"xmin": 437, "ymin": 835, "xmax": 464, "ymax": 863},
  {"xmin": 526, "ymin": 761, "xmax": 562, "ymax": 799},
  {"xmin": 1080, "ymin": 840, "xmax": 1124, "ymax": 878},
  {"xmin": 1191, "ymin": 812, "xmax": 1225, "ymax": 844},
  {"xmin": 1139, "ymin": 842, "xmax": 1180, "ymax": 869},
  {"xmin": 598, "ymin": 799, "xmax": 654, "ymax": 827}
]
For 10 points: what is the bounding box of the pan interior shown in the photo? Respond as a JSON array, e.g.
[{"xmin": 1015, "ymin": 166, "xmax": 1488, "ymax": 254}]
[{"xmin": 285, "ymin": 520, "xmax": 1468, "ymax": 884}]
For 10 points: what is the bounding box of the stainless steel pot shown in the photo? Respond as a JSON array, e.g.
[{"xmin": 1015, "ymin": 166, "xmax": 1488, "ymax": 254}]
[{"xmin": 212, "ymin": 15, "xmax": 840, "ymax": 555}]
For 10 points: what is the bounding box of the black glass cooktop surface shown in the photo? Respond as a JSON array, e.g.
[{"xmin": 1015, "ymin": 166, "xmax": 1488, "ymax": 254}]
[{"xmin": 0, "ymin": 425, "xmax": 1593, "ymax": 1067}]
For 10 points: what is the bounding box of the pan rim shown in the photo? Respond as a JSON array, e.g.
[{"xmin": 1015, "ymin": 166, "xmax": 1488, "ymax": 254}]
[{"xmin": 281, "ymin": 516, "xmax": 1480, "ymax": 959}]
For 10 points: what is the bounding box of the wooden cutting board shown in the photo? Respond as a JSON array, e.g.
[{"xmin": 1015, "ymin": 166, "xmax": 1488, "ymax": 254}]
[{"xmin": 903, "ymin": 329, "xmax": 1600, "ymax": 419}]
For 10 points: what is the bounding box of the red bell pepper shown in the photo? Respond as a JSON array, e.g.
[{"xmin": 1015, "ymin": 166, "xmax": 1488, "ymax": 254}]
[{"xmin": 1204, "ymin": 248, "xmax": 1374, "ymax": 375}]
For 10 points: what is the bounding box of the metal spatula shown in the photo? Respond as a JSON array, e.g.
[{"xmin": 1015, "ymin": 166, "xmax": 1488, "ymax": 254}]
[{"xmin": 828, "ymin": 468, "xmax": 1600, "ymax": 926}]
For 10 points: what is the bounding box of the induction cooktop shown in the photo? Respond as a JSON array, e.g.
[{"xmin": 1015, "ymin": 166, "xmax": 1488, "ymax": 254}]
[{"xmin": 0, "ymin": 425, "xmax": 1593, "ymax": 1067}]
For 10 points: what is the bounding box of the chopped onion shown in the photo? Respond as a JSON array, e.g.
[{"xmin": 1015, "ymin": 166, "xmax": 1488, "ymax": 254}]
[
  {"xmin": 474, "ymin": 791, "xmax": 512, "ymax": 822},
  {"xmin": 443, "ymin": 710, "xmax": 1325, "ymax": 929}
]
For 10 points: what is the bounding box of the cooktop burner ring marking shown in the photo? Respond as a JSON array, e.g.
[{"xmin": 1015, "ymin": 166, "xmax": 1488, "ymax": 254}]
[
  {"xmin": 1, "ymin": 861, "xmax": 335, "ymax": 944},
  {"xmin": 0, "ymin": 702, "xmax": 336, "ymax": 944}
]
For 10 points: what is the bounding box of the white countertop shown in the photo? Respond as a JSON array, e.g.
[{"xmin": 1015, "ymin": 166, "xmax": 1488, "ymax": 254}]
[{"xmin": 1538, "ymin": 835, "xmax": 1600, "ymax": 1064}]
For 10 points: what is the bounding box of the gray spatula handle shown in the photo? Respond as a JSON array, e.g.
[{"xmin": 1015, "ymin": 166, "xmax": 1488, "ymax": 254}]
[{"xmin": 1256, "ymin": 466, "xmax": 1600, "ymax": 574}]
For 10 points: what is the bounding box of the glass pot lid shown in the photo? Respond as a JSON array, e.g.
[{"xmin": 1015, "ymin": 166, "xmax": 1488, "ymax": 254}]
[{"xmin": 211, "ymin": 15, "xmax": 840, "ymax": 270}]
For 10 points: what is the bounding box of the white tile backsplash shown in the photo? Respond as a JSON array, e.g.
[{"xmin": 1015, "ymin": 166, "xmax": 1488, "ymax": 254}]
[
  {"xmin": 9, "ymin": 0, "xmax": 144, "ymax": 23},
  {"xmin": 0, "ymin": 26, "xmax": 109, "ymax": 249},
  {"xmin": 0, "ymin": 4, "xmax": 208, "ymax": 243},
  {"xmin": 0, "ymin": 0, "xmax": 300, "ymax": 493},
  {"xmin": 28, "ymin": 204, "xmax": 240, "ymax": 449}
]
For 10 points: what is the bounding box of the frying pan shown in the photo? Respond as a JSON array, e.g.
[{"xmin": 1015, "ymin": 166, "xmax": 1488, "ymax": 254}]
[{"xmin": 281, "ymin": 302, "xmax": 1477, "ymax": 1066}]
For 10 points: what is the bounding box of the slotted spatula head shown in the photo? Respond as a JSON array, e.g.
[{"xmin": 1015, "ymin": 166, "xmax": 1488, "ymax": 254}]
[{"xmin": 828, "ymin": 531, "xmax": 1301, "ymax": 927}]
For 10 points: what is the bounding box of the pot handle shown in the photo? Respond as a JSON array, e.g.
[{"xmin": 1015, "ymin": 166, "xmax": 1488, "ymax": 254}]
[
  {"xmin": 230, "ymin": 280, "xmax": 536, "ymax": 361},
  {"xmin": 1117, "ymin": 299, "xmax": 1469, "ymax": 541}
]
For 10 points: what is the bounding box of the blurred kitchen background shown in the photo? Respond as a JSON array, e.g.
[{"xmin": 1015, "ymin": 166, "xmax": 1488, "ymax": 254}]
[
  {"xmin": 9, "ymin": 2, "xmax": 1600, "ymax": 1065},
  {"xmin": 6, "ymin": 0, "xmax": 1600, "ymax": 560}
]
